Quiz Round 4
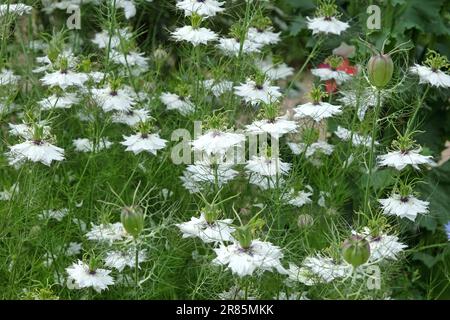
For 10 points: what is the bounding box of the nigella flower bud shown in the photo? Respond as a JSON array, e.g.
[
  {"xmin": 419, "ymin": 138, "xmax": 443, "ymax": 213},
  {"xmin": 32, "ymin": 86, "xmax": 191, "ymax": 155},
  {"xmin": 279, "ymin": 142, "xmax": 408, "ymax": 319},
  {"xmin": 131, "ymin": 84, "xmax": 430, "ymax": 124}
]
[
  {"xmin": 121, "ymin": 206, "xmax": 144, "ymax": 238},
  {"xmin": 297, "ymin": 214, "xmax": 314, "ymax": 228},
  {"xmin": 367, "ymin": 54, "xmax": 394, "ymax": 88},
  {"xmin": 341, "ymin": 235, "xmax": 370, "ymax": 268},
  {"xmin": 233, "ymin": 225, "xmax": 253, "ymax": 250}
]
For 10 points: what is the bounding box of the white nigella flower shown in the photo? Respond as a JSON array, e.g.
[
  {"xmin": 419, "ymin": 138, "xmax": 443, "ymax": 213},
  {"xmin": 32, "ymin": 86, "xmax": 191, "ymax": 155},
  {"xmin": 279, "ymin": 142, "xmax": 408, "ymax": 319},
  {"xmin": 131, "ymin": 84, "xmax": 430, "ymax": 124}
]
[
  {"xmin": 354, "ymin": 228, "xmax": 407, "ymax": 262},
  {"xmin": 0, "ymin": 69, "xmax": 20, "ymax": 85},
  {"xmin": 104, "ymin": 248, "xmax": 147, "ymax": 272},
  {"xmin": 212, "ymin": 239, "xmax": 286, "ymax": 277},
  {"xmin": 180, "ymin": 161, "xmax": 238, "ymax": 193},
  {"xmin": 39, "ymin": 93, "xmax": 79, "ymax": 110},
  {"xmin": 334, "ymin": 126, "xmax": 378, "ymax": 147},
  {"xmin": 306, "ymin": 16, "xmax": 349, "ymax": 35},
  {"xmin": 311, "ymin": 66, "xmax": 352, "ymax": 84},
  {"xmin": 112, "ymin": 108, "xmax": 150, "ymax": 126},
  {"xmin": 302, "ymin": 255, "xmax": 351, "ymax": 283},
  {"xmin": 73, "ymin": 138, "xmax": 113, "ymax": 153},
  {"xmin": 203, "ymin": 79, "xmax": 233, "ymax": 97},
  {"xmin": 338, "ymin": 89, "xmax": 381, "ymax": 121},
  {"xmin": 110, "ymin": 50, "xmax": 149, "ymax": 74},
  {"xmin": 66, "ymin": 242, "xmax": 82, "ymax": 256},
  {"xmin": 283, "ymin": 188, "xmax": 313, "ymax": 207},
  {"xmin": 92, "ymin": 85, "xmax": 135, "ymax": 112},
  {"xmin": 192, "ymin": 130, "xmax": 245, "ymax": 156},
  {"xmin": 66, "ymin": 260, "xmax": 114, "ymax": 293},
  {"xmin": 217, "ymin": 37, "xmax": 262, "ymax": 56},
  {"xmin": 8, "ymin": 140, "xmax": 65, "ymax": 166},
  {"xmin": 368, "ymin": 235, "xmax": 407, "ymax": 262},
  {"xmin": 246, "ymin": 27, "xmax": 280, "ymax": 46},
  {"xmin": 176, "ymin": 213, "xmax": 235, "ymax": 243},
  {"xmin": 176, "ymin": 0, "xmax": 225, "ymax": 17},
  {"xmin": 0, "ymin": 3, "xmax": 32, "ymax": 16},
  {"xmin": 248, "ymin": 173, "xmax": 286, "ymax": 190},
  {"xmin": 88, "ymin": 71, "xmax": 105, "ymax": 84},
  {"xmin": 33, "ymin": 50, "xmax": 76, "ymax": 74},
  {"xmin": 245, "ymin": 155, "xmax": 291, "ymax": 177},
  {"xmin": 246, "ymin": 117, "xmax": 297, "ymax": 139},
  {"xmin": 293, "ymin": 101, "xmax": 342, "ymax": 122},
  {"xmin": 92, "ymin": 28, "xmax": 132, "ymax": 49},
  {"xmin": 38, "ymin": 208, "xmax": 69, "ymax": 222},
  {"xmin": 171, "ymin": 25, "xmax": 218, "ymax": 46},
  {"xmin": 291, "ymin": 227, "xmax": 407, "ymax": 285},
  {"xmin": 116, "ymin": 0, "xmax": 136, "ymax": 19},
  {"xmin": 285, "ymin": 263, "xmax": 318, "ymax": 286},
  {"xmin": 121, "ymin": 132, "xmax": 167, "ymax": 155},
  {"xmin": 234, "ymin": 79, "xmax": 282, "ymax": 106},
  {"xmin": 256, "ymin": 58, "xmax": 294, "ymax": 81},
  {"xmin": 377, "ymin": 148, "xmax": 435, "ymax": 170},
  {"xmin": 288, "ymin": 140, "xmax": 334, "ymax": 158},
  {"xmin": 410, "ymin": 64, "xmax": 450, "ymax": 88},
  {"xmin": 40, "ymin": 70, "xmax": 88, "ymax": 90},
  {"xmin": 86, "ymin": 222, "xmax": 129, "ymax": 245},
  {"xmin": 33, "ymin": 56, "xmax": 53, "ymax": 73},
  {"xmin": 379, "ymin": 193, "xmax": 429, "ymax": 221},
  {"xmin": 9, "ymin": 123, "xmax": 50, "ymax": 140},
  {"xmin": 160, "ymin": 92, "xmax": 195, "ymax": 115}
]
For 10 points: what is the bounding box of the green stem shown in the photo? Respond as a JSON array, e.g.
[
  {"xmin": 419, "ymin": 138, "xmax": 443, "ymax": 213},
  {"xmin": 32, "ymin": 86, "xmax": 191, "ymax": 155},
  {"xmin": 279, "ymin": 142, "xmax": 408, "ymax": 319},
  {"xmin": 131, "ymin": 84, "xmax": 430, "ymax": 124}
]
[
  {"xmin": 135, "ymin": 239, "xmax": 139, "ymax": 289},
  {"xmin": 286, "ymin": 37, "xmax": 323, "ymax": 94},
  {"xmin": 0, "ymin": 0, "xmax": 12, "ymax": 67},
  {"xmin": 363, "ymin": 89, "xmax": 382, "ymax": 215},
  {"xmin": 406, "ymin": 85, "xmax": 430, "ymax": 135}
]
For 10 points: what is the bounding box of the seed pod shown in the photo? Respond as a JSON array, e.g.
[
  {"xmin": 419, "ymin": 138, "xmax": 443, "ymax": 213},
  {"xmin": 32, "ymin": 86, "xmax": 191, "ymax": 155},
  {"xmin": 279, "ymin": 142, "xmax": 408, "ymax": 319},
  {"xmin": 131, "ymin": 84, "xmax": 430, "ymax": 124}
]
[
  {"xmin": 297, "ymin": 214, "xmax": 314, "ymax": 228},
  {"xmin": 233, "ymin": 225, "xmax": 253, "ymax": 250},
  {"xmin": 367, "ymin": 54, "xmax": 394, "ymax": 88},
  {"xmin": 342, "ymin": 235, "xmax": 370, "ymax": 268},
  {"xmin": 121, "ymin": 206, "xmax": 144, "ymax": 238}
]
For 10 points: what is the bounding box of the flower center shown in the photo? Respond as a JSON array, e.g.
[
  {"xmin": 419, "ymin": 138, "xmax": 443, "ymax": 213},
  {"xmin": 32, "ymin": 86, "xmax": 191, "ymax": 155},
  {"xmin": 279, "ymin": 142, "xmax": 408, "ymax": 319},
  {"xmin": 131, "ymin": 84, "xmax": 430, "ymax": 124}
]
[
  {"xmin": 400, "ymin": 150, "xmax": 410, "ymax": 155},
  {"xmin": 33, "ymin": 140, "xmax": 44, "ymax": 146},
  {"xmin": 400, "ymin": 196, "xmax": 409, "ymax": 203},
  {"xmin": 110, "ymin": 91, "xmax": 118, "ymax": 96},
  {"xmin": 212, "ymin": 130, "xmax": 222, "ymax": 137}
]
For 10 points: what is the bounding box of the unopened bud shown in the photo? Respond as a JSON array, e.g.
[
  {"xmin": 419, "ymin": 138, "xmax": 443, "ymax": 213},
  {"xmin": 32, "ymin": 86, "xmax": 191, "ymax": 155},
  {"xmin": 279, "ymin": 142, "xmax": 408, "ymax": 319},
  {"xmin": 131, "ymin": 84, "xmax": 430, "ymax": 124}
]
[
  {"xmin": 342, "ymin": 235, "xmax": 370, "ymax": 268},
  {"xmin": 367, "ymin": 54, "xmax": 394, "ymax": 88},
  {"xmin": 121, "ymin": 206, "xmax": 144, "ymax": 238}
]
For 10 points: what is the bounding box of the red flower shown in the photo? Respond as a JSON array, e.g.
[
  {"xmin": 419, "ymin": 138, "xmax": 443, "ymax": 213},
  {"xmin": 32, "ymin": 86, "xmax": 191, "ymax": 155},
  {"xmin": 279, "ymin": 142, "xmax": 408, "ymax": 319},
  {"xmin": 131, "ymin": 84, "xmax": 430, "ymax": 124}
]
[
  {"xmin": 326, "ymin": 79, "xmax": 337, "ymax": 93},
  {"xmin": 337, "ymin": 58, "xmax": 357, "ymax": 75},
  {"xmin": 319, "ymin": 58, "xmax": 358, "ymax": 93}
]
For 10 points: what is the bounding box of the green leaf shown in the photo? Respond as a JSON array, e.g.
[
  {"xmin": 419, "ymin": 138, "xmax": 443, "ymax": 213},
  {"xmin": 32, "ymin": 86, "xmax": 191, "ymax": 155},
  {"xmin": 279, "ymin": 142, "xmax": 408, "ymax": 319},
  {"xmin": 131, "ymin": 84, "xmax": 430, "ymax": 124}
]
[
  {"xmin": 412, "ymin": 252, "xmax": 442, "ymax": 268},
  {"xmin": 285, "ymin": 0, "xmax": 315, "ymax": 10},
  {"xmin": 393, "ymin": 0, "xmax": 450, "ymax": 36},
  {"xmin": 289, "ymin": 15, "xmax": 307, "ymax": 36},
  {"xmin": 418, "ymin": 161, "xmax": 450, "ymax": 232}
]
